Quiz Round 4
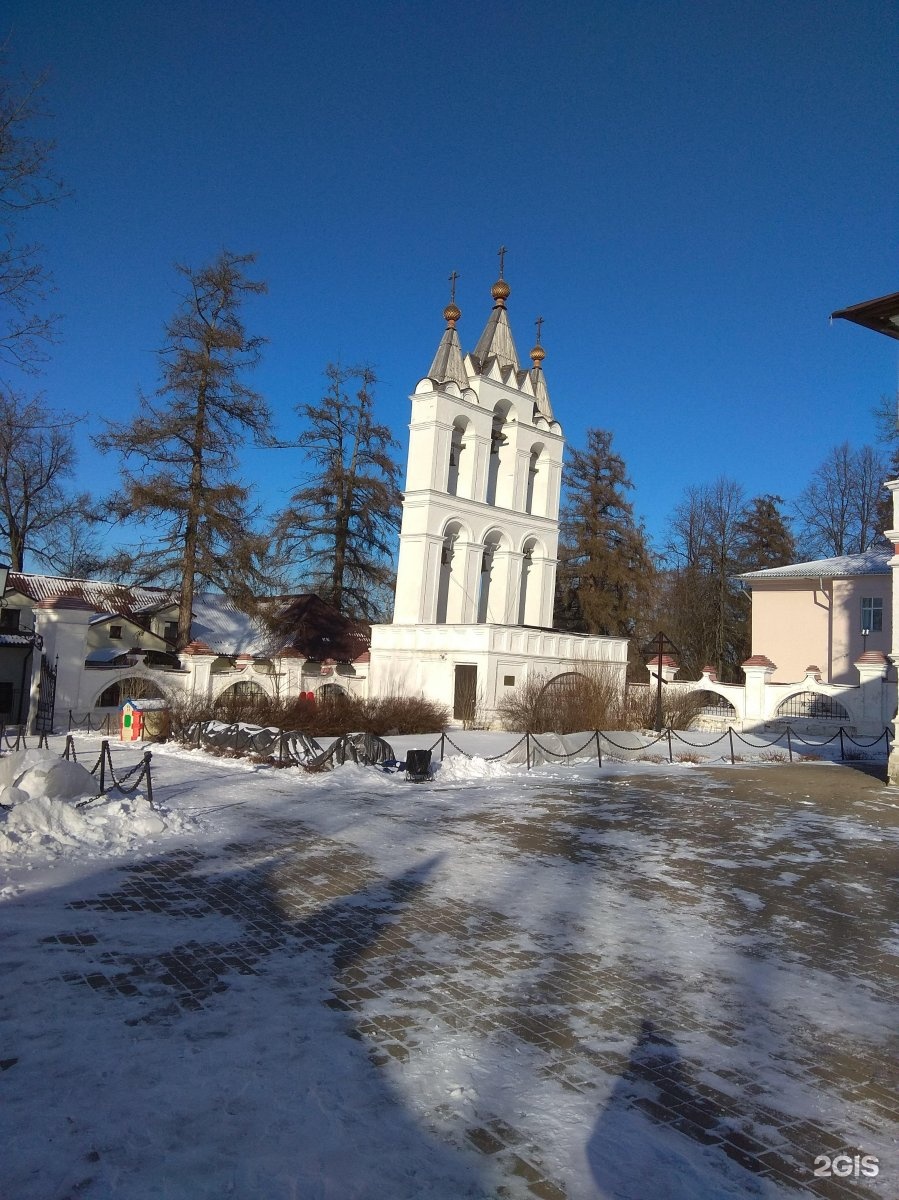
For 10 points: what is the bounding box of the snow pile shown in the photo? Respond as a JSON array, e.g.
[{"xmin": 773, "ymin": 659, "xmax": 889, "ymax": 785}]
[
  {"xmin": 0, "ymin": 748, "xmax": 195, "ymax": 859},
  {"xmin": 435, "ymin": 754, "xmax": 516, "ymax": 782}
]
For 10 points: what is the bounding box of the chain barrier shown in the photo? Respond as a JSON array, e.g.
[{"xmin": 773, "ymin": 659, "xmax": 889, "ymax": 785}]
[
  {"xmin": 67, "ymin": 710, "xmax": 114, "ymax": 735},
  {"xmin": 0, "ymin": 726, "xmax": 49, "ymax": 753},
  {"xmin": 424, "ymin": 724, "xmax": 893, "ymax": 771},
  {"xmin": 75, "ymin": 739, "xmax": 154, "ymax": 808}
]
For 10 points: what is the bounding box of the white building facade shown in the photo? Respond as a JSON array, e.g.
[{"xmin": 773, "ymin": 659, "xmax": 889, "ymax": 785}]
[{"xmin": 369, "ymin": 269, "xmax": 628, "ymax": 722}]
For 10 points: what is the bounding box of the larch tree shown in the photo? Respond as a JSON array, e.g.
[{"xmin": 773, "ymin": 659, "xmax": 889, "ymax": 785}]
[
  {"xmin": 96, "ymin": 251, "xmax": 271, "ymax": 646},
  {"xmin": 275, "ymin": 363, "xmax": 401, "ymax": 619},
  {"xmin": 0, "ymin": 389, "xmax": 90, "ymax": 570},
  {"xmin": 555, "ymin": 427, "xmax": 654, "ymax": 644}
]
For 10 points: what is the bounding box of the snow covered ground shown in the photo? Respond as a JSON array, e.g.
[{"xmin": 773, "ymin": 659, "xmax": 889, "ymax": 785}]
[{"xmin": 0, "ymin": 732, "xmax": 896, "ymax": 1199}]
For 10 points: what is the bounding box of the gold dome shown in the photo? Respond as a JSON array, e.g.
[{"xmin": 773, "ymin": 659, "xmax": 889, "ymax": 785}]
[
  {"xmin": 491, "ymin": 277, "xmax": 511, "ymax": 304},
  {"xmin": 530, "ymin": 343, "xmax": 546, "ymax": 366},
  {"xmin": 444, "ymin": 302, "xmax": 461, "ymax": 326}
]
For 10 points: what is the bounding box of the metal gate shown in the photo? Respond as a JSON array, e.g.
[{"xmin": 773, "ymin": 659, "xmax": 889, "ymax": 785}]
[{"xmin": 35, "ymin": 654, "xmax": 57, "ymax": 733}]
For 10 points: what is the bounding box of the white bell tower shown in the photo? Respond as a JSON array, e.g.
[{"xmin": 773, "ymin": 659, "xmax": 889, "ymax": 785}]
[
  {"xmin": 368, "ymin": 257, "xmax": 629, "ymax": 723},
  {"xmin": 391, "ymin": 262, "xmax": 564, "ymax": 629}
]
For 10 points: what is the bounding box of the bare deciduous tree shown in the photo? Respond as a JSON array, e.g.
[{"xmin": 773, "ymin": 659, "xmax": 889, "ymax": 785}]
[
  {"xmin": 0, "ymin": 60, "xmax": 67, "ymax": 375},
  {"xmin": 96, "ymin": 251, "xmax": 272, "ymax": 645},
  {"xmin": 793, "ymin": 442, "xmax": 887, "ymax": 558},
  {"xmin": 663, "ymin": 478, "xmax": 748, "ymax": 680},
  {"xmin": 0, "ymin": 389, "xmax": 90, "ymax": 570}
]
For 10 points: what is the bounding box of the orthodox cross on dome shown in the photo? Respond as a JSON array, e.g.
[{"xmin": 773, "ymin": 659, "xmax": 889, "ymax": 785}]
[
  {"xmin": 448, "ymin": 270, "xmax": 459, "ymax": 303},
  {"xmin": 531, "ymin": 315, "xmax": 546, "ymax": 368},
  {"xmin": 497, "ymin": 245, "xmax": 507, "ymax": 278}
]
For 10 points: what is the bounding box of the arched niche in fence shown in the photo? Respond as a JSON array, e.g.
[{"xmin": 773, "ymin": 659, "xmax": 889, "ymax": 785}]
[
  {"xmin": 95, "ymin": 676, "xmax": 166, "ymax": 708},
  {"xmin": 774, "ymin": 692, "xmax": 851, "ymax": 722},
  {"xmin": 689, "ymin": 690, "xmax": 738, "ymax": 723},
  {"xmin": 533, "ymin": 671, "xmax": 590, "ymax": 732},
  {"xmin": 213, "ymin": 680, "xmax": 269, "ymax": 722}
]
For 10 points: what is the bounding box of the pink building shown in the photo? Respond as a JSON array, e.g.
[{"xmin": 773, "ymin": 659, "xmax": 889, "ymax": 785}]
[{"xmin": 740, "ymin": 547, "xmax": 892, "ymax": 684}]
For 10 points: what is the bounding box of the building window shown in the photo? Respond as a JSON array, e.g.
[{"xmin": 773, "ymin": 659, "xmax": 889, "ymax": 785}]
[
  {"xmin": 109, "ymin": 624, "xmax": 123, "ymax": 640},
  {"xmin": 503, "ymin": 675, "xmax": 515, "ymax": 687},
  {"xmin": 0, "ymin": 608, "xmax": 20, "ymax": 632},
  {"xmin": 861, "ymin": 597, "xmax": 883, "ymax": 633},
  {"xmin": 163, "ymin": 621, "xmax": 178, "ymax": 642}
]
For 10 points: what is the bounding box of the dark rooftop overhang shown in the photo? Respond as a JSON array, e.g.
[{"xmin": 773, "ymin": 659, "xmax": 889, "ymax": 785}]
[{"xmin": 831, "ymin": 290, "xmax": 899, "ymax": 341}]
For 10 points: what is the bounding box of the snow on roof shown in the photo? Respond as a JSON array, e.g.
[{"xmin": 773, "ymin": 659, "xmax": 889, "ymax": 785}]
[
  {"xmin": 85, "ymin": 648, "xmax": 130, "ymax": 664},
  {"xmin": 9, "ymin": 572, "xmax": 175, "ymax": 613},
  {"xmin": 740, "ymin": 546, "xmax": 892, "ymax": 582},
  {"xmin": 189, "ymin": 594, "xmax": 275, "ymax": 656}
]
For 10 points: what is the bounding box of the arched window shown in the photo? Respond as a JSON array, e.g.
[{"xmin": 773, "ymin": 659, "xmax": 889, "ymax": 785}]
[
  {"xmin": 436, "ymin": 522, "xmax": 463, "ymax": 623},
  {"xmin": 525, "ymin": 448, "xmax": 540, "ymax": 514},
  {"xmin": 447, "ymin": 420, "xmax": 468, "ymax": 497},
  {"xmin": 477, "ymin": 532, "xmax": 502, "ymax": 623},
  {"xmin": 485, "ymin": 406, "xmax": 510, "ymax": 506},
  {"xmin": 518, "ymin": 540, "xmax": 535, "ymax": 624}
]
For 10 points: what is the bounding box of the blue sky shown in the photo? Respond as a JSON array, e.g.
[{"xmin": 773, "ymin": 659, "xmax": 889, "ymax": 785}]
[{"xmin": 5, "ymin": 0, "xmax": 899, "ymax": 560}]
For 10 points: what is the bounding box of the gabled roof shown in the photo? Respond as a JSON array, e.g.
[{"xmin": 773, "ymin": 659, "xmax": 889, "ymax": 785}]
[
  {"xmin": 9, "ymin": 572, "xmax": 176, "ymax": 613},
  {"xmin": 740, "ymin": 546, "xmax": 892, "ymax": 582},
  {"xmin": 189, "ymin": 594, "xmax": 275, "ymax": 656},
  {"xmin": 832, "ymin": 290, "xmax": 899, "ymax": 341}
]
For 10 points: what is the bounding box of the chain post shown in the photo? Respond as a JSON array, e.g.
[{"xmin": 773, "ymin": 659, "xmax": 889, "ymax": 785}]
[
  {"xmin": 839, "ymin": 727, "xmax": 845, "ymax": 761},
  {"xmin": 786, "ymin": 726, "xmax": 793, "ymax": 762},
  {"xmin": 594, "ymin": 730, "xmax": 602, "ymax": 768},
  {"xmin": 667, "ymin": 728, "xmax": 673, "ymax": 763},
  {"xmin": 143, "ymin": 752, "xmax": 154, "ymax": 808},
  {"xmin": 99, "ymin": 739, "xmax": 107, "ymax": 792},
  {"xmin": 728, "ymin": 727, "xmax": 735, "ymax": 765},
  {"xmin": 526, "ymin": 732, "xmax": 531, "ymax": 771}
]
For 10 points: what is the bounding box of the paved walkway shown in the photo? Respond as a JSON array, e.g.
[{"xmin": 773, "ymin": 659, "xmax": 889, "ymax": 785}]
[{"xmin": 3, "ymin": 761, "xmax": 897, "ymax": 1197}]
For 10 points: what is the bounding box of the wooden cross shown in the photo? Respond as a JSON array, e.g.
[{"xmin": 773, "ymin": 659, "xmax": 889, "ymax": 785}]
[
  {"xmin": 534, "ymin": 315, "xmax": 544, "ymax": 344},
  {"xmin": 448, "ymin": 270, "xmax": 459, "ymax": 303},
  {"xmin": 497, "ymin": 245, "xmax": 507, "ymax": 277}
]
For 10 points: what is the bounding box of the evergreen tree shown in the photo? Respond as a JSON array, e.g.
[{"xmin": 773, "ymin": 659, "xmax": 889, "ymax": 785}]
[
  {"xmin": 555, "ymin": 428, "xmax": 654, "ymax": 641},
  {"xmin": 737, "ymin": 494, "xmax": 795, "ymax": 572},
  {"xmin": 96, "ymin": 251, "xmax": 271, "ymax": 645},
  {"xmin": 275, "ymin": 363, "xmax": 401, "ymax": 619}
]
